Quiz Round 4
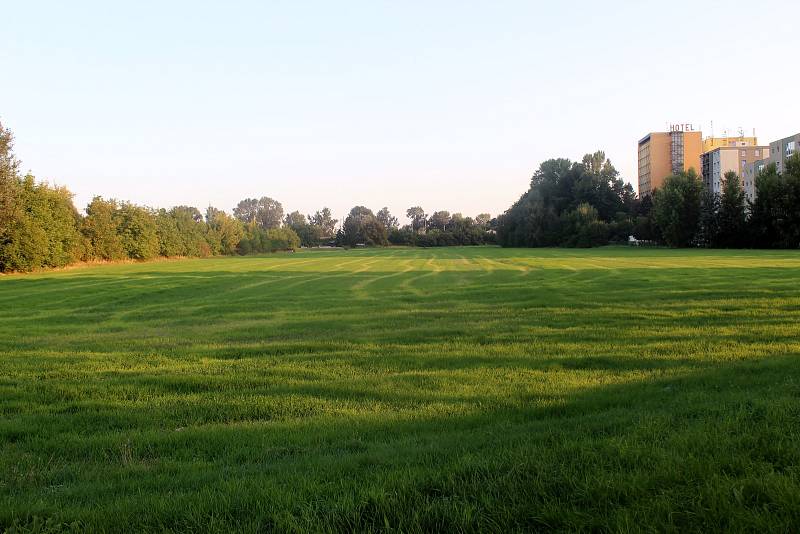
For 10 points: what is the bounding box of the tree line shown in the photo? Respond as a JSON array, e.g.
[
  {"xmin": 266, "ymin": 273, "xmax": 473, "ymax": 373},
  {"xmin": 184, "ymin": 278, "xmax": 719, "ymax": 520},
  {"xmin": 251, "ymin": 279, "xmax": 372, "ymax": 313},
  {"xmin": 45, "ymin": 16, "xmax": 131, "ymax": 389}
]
[
  {"xmin": 0, "ymin": 122, "xmax": 495, "ymax": 272},
  {"xmin": 497, "ymin": 150, "xmax": 800, "ymax": 249}
]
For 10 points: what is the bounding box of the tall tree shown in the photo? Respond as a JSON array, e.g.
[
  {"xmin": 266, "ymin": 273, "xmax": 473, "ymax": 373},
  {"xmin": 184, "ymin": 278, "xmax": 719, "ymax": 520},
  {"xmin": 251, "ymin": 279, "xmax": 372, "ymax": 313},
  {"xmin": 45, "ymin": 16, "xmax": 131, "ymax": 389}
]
[
  {"xmin": 376, "ymin": 207, "xmax": 398, "ymax": 230},
  {"xmin": 406, "ymin": 206, "xmax": 427, "ymax": 233},
  {"xmin": 696, "ymin": 188, "xmax": 720, "ymax": 248},
  {"xmin": 0, "ymin": 122, "xmax": 21, "ymax": 266},
  {"xmin": 309, "ymin": 207, "xmax": 338, "ymax": 236},
  {"xmin": 233, "ymin": 197, "xmax": 283, "ymax": 229},
  {"xmin": 716, "ymin": 171, "xmax": 747, "ymax": 248},
  {"xmin": 82, "ymin": 196, "xmax": 125, "ymax": 260},
  {"xmin": 115, "ymin": 203, "xmax": 160, "ymax": 260},
  {"xmin": 652, "ymin": 170, "xmax": 703, "ymax": 247},
  {"xmin": 285, "ymin": 211, "xmax": 320, "ymax": 247},
  {"xmin": 342, "ymin": 206, "xmax": 388, "ymax": 246},
  {"xmin": 428, "ymin": 211, "xmax": 451, "ymax": 231},
  {"xmin": 206, "ymin": 206, "xmax": 244, "ymax": 255}
]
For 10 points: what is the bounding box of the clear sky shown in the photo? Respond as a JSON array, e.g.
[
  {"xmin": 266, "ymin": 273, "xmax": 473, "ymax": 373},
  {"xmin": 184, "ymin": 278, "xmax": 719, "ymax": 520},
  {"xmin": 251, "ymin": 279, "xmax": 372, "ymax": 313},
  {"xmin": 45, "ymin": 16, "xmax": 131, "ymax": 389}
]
[{"xmin": 2, "ymin": 0, "xmax": 798, "ymax": 224}]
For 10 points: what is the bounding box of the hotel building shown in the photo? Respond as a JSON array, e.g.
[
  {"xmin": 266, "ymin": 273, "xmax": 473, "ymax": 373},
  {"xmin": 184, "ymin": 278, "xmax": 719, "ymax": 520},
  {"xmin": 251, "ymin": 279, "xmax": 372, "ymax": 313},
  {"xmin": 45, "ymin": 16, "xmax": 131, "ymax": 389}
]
[{"xmin": 638, "ymin": 128, "xmax": 703, "ymax": 197}]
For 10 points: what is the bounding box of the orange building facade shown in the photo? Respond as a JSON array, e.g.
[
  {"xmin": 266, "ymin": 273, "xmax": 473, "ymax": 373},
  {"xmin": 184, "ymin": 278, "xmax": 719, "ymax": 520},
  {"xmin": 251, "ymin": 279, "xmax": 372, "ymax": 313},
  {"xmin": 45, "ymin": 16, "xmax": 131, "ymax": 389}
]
[{"xmin": 637, "ymin": 128, "xmax": 703, "ymax": 197}]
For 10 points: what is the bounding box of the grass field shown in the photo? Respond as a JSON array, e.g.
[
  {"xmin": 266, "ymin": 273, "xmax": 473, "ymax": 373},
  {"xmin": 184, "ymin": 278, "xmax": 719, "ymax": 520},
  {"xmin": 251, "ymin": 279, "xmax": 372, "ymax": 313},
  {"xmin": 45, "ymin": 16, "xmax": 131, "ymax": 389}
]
[{"xmin": 2, "ymin": 246, "xmax": 800, "ymax": 532}]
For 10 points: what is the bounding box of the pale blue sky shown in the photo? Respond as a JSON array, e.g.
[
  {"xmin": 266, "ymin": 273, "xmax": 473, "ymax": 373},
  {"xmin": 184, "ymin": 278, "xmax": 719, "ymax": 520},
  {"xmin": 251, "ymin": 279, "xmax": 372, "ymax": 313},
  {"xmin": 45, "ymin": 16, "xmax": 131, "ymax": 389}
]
[{"xmin": 2, "ymin": 1, "xmax": 798, "ymax": 223}]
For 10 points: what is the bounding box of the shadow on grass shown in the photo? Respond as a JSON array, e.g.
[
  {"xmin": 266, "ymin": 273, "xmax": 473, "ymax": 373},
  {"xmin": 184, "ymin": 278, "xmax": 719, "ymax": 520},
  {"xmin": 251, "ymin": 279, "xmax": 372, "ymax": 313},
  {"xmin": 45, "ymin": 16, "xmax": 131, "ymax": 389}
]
[{"xmin": 2, "ymin": 354, "xmax": 800, "ymax": 532}]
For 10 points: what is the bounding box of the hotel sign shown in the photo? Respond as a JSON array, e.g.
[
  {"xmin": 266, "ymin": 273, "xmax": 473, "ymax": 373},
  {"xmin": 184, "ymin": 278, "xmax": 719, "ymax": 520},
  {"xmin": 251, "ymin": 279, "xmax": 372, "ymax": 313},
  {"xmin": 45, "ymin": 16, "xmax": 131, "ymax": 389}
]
[{"xmin": 670, "ymin": 123, "xmax": 695, "ymax": 132}]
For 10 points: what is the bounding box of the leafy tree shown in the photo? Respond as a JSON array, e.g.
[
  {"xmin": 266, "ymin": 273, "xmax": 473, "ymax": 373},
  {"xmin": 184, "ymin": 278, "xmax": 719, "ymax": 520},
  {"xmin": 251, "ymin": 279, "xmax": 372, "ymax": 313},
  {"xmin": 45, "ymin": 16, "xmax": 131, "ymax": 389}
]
[
  {"xmin": 237, "ymin": 224, "xmax": 300, "ymax": 253},
  {"xmin": 428, "ymin": 211, "xmax": 451, "ymax": 231},
  {"xmin": 0, "ymin": 122, "xmax": 21, "ymax": 261},
  {"xmin": 716, "ymin": 172, "xmax": 747, "ymax": 248},
  {"xmin": 696, "ymin": 188, "xmax": 720, "ymax": 248},
  {"xmin": 309, "ymin": 207, "xmax": 338, "ymax": 236},
  {"xmin": 205, "ymin": 206, "xmax": 244, "ymax": 255},
  {"xmin": 82, "ymin": 197, "xmax": 125, "ymax": 260},
  {"xmin": 154, "ymin": 209, "xmax": 184, "ymax": 256},
  {"xmin": 750, "ymin": 155, "xmax": 800, "ymax": 248},
  {"xmin": 115, "ymin": 203, "xmax": 160, "ymax": 260},
  {"xmin": 232, "ymin": 198, "xmax": 259, "ymax": 224},
  {"xmin": 652, "ymin": 170, "xmax": 703, "ymax": 247},
  {"xmin": 233, "ymin": 197, "xmax": 283, "ymax": 229},
  {"xmin": 376, "ymin": 207, "xmax": 398, "ymax": 230},
  {"xmin": 342, "ymin": 206, "xmax": 388, "ymax": 246},
  {"xmin": 406, "ymin": 206, "xmax": 427, "ymax": 233},
  {"xmin": 284, "ymin": 210, "xmax": 321, "ymax": 247},
  {"xmin": 475, "ymin": 213, "xmax": 491, "ymax": 227},
  {"xmin": 559, "ymin": 203, "xmax": 609, "ymax": 248},
  {"xmin": 388, "ymin": 226, "xmax": 415, "ymax": 245},
  {"xmin": 0, "ymin": 174, "xmax": 83, "ymax": 270},
  {"xmin": 168, "ymin": 205, "xmax": 211, "ymax": 257}
]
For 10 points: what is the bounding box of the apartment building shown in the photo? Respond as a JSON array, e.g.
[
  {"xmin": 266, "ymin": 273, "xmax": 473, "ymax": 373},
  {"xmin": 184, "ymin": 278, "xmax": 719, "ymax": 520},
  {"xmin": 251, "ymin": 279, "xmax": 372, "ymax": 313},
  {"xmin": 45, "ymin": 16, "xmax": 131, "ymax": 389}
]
[
  {"xmin": 742, "ymin": 132, "xmax": 800, "ymax": 197},
  {"xmin": 767, "ymin": 133, "xmax": 800, "ymax": 174},
  {"xmin": 701, "ymin": 145, "xmax": 768, "ymax": 202}
]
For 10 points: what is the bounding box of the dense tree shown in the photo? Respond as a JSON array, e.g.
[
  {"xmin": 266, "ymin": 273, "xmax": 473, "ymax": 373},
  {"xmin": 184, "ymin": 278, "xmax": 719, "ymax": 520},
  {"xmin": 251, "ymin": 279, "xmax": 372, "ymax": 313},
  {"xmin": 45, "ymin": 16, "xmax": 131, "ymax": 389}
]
[
  {"xmin": 716, "ymin": 172, "xmax": 747, "ymax": 248},
  {"xmin": 696, "ymin": 188, "xmax": 720, "ymax": 248},
  {"xmin": 82, "ymin": 197, "xmax": 126, "ymax": 260},
  {"xmin": 284, "ymin": 211, "xmax": 321, "ymax": 247},
  {"xmin": 115, "ymin": 203, "xmax": 160, "ymax": 260},
  {"xmin": 475, "ymin": 213, "xmax": 491, "ymax": 227},
  {"xmin": 205, "ymin": 207, "xmax": 244, "ymax": 255},
  {"xmin": 406, "ymin": 206, "xmax": 427, "ymax": 233},
  {"xmin": 376, "ymin": 207, "xmax": 398, "ymax": 230},
  {"xmin": 0, "ymin": 122, "xmax": 20, "ymax": 258},
  {"xmin": 0, "ymin": 174, "xmax": 83, "ymax": 271},
  {"xmin": 428, "ymin": 211, "xmax": 451, "ymax": 231},
  {"xmin": 497, "ymin": 154, "xmax": 637, "ymax": 247},
  {"xmin": 309, "ymin": 207, "xmax": 338, "ymax": 237},
  {"xmin": 749, "ymin": 156, "xmax": 800, "ymax": 248},
  {"xmin": 237, "ymin": 223, "xmax": 300, "ymax": 254},
  {"xmin": 558, "ymin": 203, "xmax": 609, "ymax": 248},
  {"xmin": 341, "ymin": 206, "xmax": 388, "ymax": 246},
  {"xmin": 233, "ymin": 197, "xmax": 283, "ymax": 229},
  {"xmin": 168, "ymin": 206, "xmax": 211, "ymax": 256},
  {"xmin": 651, "ymin": 170, "xmax": 703, "ymax": 248},
  {"xmin": 389, "ymin": 212, "xmax": 494, "ymax": 247}
]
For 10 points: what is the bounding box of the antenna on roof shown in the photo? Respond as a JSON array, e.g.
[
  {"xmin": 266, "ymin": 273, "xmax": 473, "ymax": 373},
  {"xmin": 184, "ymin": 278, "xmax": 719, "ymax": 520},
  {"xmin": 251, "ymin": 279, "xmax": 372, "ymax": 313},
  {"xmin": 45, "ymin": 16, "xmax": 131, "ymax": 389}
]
[{"xmin": 711, "ymin": 120, "xmax": 714, "ymax": 138}]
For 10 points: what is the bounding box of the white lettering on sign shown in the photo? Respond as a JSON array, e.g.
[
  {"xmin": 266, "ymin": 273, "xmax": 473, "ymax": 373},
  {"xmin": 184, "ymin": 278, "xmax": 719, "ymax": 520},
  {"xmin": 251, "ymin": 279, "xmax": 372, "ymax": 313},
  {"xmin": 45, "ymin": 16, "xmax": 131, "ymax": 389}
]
[{"xmin": 670, "ymin": 123, "xmax": 695, "ymax": 133}]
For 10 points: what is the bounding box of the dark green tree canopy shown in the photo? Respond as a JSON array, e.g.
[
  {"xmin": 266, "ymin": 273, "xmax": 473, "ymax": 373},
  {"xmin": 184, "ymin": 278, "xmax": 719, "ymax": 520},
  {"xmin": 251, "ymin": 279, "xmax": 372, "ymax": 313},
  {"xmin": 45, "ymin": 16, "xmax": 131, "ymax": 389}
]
[
  {"xmin": 342, "ymin": 206, "xmax": 388, "ymax": 247},
  {"xmin": 497, "ymin": 152, "xmax": 639, "ymax": 247}
]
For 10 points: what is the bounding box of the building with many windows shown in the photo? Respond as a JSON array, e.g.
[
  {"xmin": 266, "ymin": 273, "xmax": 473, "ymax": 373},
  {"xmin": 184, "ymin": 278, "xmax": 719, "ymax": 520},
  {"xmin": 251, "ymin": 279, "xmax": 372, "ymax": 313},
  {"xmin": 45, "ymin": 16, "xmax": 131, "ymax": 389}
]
[
  {"xmin": 701, "ymin": 145, "xmax": 768, "ymax": 202},
  {"xmin": 767, "ymin": 133, "xmax": 800, "ymax": 174},
  {"xmin": 742, "ymin": 132, "xmax": 800, "ymax": 198},
  {"xmin": 638, "ymin": 129, "xmax": 703, "ymax": 197}
]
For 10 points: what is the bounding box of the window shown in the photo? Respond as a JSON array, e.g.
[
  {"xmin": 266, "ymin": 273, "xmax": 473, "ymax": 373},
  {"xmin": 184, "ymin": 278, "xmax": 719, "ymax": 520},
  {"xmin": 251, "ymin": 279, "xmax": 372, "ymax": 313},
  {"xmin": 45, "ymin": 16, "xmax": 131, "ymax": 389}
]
[
  {"xmin": 754, "ymin": 149, "xmax": 760, "ymax": 157},
  {"xmin": 741, "ymin": 150, "xmax": 746, "ymax": 156},
  {"xmin": 787, "ymin": 141, "xmax": 796, "ymax": 157},
  {"xmin": 742, "ymin": 160, "xmax": 747, "ymax": 168}
]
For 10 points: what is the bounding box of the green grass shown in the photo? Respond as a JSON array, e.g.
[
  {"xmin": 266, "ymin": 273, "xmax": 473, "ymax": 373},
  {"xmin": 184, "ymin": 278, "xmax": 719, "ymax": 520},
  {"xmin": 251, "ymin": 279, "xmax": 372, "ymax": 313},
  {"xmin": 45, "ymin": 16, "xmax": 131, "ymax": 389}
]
[{"xmin": 2, "ymin": 246, "xmax": 800, "ymax": 532}]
